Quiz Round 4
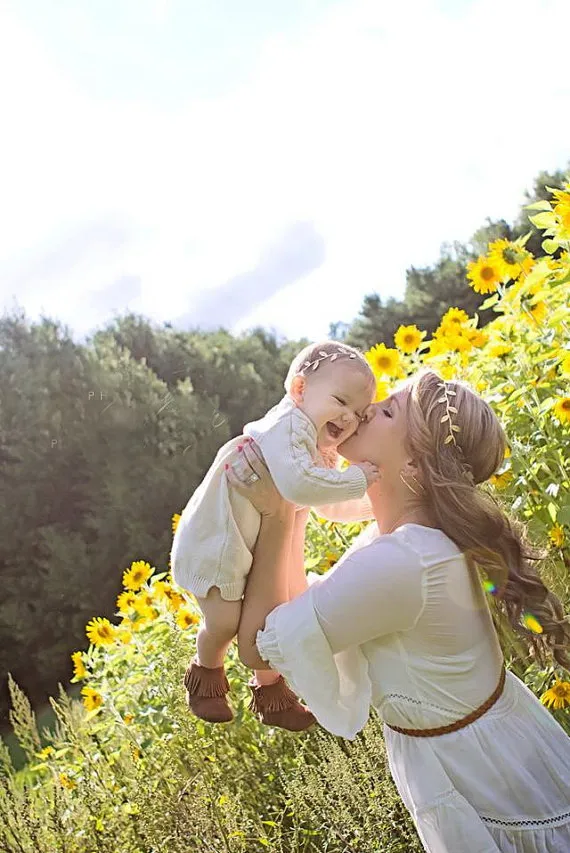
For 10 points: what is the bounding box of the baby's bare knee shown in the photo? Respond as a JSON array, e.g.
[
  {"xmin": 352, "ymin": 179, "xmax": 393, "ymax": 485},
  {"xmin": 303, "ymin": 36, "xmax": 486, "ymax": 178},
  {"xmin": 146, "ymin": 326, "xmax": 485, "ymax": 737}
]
[{"xmin": 197, "ymin": 587, "xmax": 241, "ymax": 641}]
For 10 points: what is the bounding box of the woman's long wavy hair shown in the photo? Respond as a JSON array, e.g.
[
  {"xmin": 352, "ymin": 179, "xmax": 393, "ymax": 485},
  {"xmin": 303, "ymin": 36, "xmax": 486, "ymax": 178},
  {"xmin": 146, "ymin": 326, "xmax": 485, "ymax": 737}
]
[{"xmin": 402, "ymin": 368, "xmax": 570, "ymax": 672}]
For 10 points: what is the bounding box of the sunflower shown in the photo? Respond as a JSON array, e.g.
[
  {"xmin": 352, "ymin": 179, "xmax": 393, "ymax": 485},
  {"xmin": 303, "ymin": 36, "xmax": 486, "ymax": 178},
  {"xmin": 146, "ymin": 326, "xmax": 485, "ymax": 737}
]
[
  {"xmin": 38, "ymin": 745, "xmax": 55, "ymax": 759},
  {"xmin": 446, "ymin": 329, "xmax": 475, "ymax": 354},
  {"xmin": 438, "ymin": 362, "xmax": 456, "ymax": 381},
  {"xmin": 163, "ymin": 588, "xmax": 185, "ymax": 611},
  {"xmin": 439, "ymin": 307, "xmax": 470, "ymax": 332},
  {"xmin": 81, "ymin": 686, "xmax": 103, "ymax": 711},
  {"xmin": 466, "ymin": 256, "xmax": 502, "ymax": 294},
  {"xmin": 552, "ymin": 397, "xmax": 570, "ymax": 424},
  {"xmin": 176, "ymin": 608, "xmax": 201, "ymax": 630},
  {"xmin": 464, "ymin": 328, "xmax": 487, "ymax": 349},
  {"xmin": 394, "ymin": 324, "xmax": 426, "ymax": 354},
  {"xmin": 116, "ymin": 590, "xmax": 137, "ymax": 613},
  {"xmin": 487, "ymin": 239, "xmax": 535, "ymax": 282},
  {"xmin": 551, "ymin": 184, "xmax": 570, "ymax": 240},
  {"xmin": 364, "ymin": 343, "xmax": 402, "ymax": 378},
  {"xmin": 122, "ymin": 560, "xmax": 154, "ymax": 591},
  {"xmin": 59, "ymin": 773, "xmax": 77, "ymax": 790},
  {"xmin": 423, "ymin": 336, "xmax": 449, "ymax": 360},
  {"xmin": 151, "ymin": 580, "xmax": 171, "ymax": 600},
  {"xmin": 373, "ymin": 379, "xmax": 391, "ymax": 402},
  {"xmin": 123, "ymin": 713, "xmax": 135, "ymax": 725},
  {"xmin": 121, "ymin": 614, "xmax": 147, "ymax": 632},
  {"xmin": 549, "ymin": 524, "xmax": 565, "ymax": 548},
  {"xmin": 489, "ymin": 470, "xmax": 513, "ymax": 490},
  {"xmin": 560, "ymin": 354, "xmax": 570, "ymax": 375},
  {"xmin": 322, "ymin": 550, "xmax": 340, "ymax": 570},
  {"xmin": 523, "ymin": 300, "xmax": 548, "ymax": 325},
  {"xmin": 134, "ymin": 601, "xmax": 160, "ymax": 622},
  {"xmin": 172, "ymin": 513, "xmax": 181, "ymax": 534},
  {"xmin": 85, "ymin": 617, "xmax": 116, "ymax": 646},
  {"xmin": 133, "ymin": 591, "xmax": 155, "ymax": 613},
  {"xmin": 117, "ymin": 627, "xmax": 133, "ymax": 644},
  {"xmin": 71, "ymin": 651, "xmax": 87, "ymax": 679},
  {"xmin": 540, "ymin": 679, "xmax": 570, "ymax": 710},
  {"xmin": 488, "ymin": 342, "xmax": 512, "ymax": 359}
]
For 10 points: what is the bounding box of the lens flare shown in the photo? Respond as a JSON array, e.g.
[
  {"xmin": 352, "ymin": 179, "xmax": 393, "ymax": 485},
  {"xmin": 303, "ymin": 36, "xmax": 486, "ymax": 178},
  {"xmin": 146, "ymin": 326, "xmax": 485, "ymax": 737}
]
[{"xmin": 522, "ymin": 612, "xmax": 543, "ymax": 634}]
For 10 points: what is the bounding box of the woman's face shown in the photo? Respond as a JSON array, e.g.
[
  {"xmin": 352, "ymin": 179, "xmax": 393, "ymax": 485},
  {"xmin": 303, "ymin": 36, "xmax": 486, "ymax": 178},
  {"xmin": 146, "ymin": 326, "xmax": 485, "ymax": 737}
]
[{"xmin": 337, "ymin": 386, "xmax": 411, "ymax": 477}]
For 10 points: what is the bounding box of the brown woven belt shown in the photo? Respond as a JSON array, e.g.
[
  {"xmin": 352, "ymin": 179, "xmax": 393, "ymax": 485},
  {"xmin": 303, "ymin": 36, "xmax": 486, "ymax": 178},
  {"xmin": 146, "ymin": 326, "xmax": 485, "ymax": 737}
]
[{"xmin": 385, "ymin": 663, "xmax": 506, "ymax": 737}]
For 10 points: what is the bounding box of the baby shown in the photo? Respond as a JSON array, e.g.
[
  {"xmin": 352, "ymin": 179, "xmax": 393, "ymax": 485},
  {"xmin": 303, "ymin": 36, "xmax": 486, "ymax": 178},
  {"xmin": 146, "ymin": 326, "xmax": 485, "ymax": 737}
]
[{"xmin": 170, "ymin": 339, "xmax": 379, "ymax": 731}]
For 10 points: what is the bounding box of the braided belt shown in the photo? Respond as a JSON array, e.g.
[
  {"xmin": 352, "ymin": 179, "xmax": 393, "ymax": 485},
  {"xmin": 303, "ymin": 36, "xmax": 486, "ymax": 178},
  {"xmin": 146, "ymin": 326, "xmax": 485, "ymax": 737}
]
[{"xmin": 385, "ymin": 663, "xmax": 506, "ymax": 738}]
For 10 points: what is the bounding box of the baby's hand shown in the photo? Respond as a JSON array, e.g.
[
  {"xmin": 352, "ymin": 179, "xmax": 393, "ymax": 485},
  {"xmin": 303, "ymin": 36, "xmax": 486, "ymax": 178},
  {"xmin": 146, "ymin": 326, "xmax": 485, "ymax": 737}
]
[{"xmin": 354, "ymin": 461, "xmax": 380, "ymax": 487}]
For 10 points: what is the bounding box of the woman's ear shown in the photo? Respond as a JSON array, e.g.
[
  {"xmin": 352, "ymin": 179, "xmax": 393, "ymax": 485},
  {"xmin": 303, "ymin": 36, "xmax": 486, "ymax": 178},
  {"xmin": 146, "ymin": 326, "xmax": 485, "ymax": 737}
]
[{"xmin": 290, "ymin": 375, "xmax": 306, "ymax": 403}]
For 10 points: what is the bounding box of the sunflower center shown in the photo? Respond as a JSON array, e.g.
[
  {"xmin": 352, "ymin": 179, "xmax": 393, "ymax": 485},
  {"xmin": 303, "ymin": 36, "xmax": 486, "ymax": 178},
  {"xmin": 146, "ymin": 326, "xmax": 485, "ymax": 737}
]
[
  {"xmin": 553, "ymin": 685, "xmax": 570, "ymax": 697},
  {"xmin": 562, "ymin": 400, "xmax": 570, "ymax": 411},
  {"xmin": 378, "ymin": 357, "xmax": 391, "ymax": 369},
  {"xmin": 480, "ymin": 266, "xmax": 496, "ymax": 281}
]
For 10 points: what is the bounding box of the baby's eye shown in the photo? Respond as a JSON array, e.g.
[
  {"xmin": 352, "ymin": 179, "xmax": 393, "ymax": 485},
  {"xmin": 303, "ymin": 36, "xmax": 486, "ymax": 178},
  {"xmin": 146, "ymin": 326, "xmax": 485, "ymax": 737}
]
[
  {"xmin": 383, "ymin": 407, "xmax": 392, "ymax": 418},
  {"xmin": 335, "ymin": 397, "xmax": 347, "ymax": 406}
]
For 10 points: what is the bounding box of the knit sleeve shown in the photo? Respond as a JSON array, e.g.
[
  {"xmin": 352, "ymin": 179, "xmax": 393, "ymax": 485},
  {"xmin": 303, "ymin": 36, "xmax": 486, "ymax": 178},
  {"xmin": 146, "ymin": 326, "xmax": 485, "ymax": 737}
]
[
  {"xmin": 257, "ymin": 413, "xmax": 367, "ymax": 506},
  {"xmin": 314, "ymin": 495, "xmax": 375, "ymax": 523}
]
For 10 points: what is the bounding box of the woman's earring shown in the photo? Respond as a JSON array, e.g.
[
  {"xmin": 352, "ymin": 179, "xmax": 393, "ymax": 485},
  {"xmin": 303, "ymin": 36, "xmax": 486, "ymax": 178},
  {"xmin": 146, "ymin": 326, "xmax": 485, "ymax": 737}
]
[{"xmin": 399, "ymin": 470, "xmax": 425, "ymax": 497}]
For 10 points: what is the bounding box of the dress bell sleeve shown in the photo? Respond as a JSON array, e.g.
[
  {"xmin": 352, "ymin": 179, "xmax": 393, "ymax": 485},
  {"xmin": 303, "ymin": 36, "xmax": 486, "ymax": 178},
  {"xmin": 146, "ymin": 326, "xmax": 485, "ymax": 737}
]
[{"xmin": 255, "ymin": 535, "xmax": 426, "ymax": 739}]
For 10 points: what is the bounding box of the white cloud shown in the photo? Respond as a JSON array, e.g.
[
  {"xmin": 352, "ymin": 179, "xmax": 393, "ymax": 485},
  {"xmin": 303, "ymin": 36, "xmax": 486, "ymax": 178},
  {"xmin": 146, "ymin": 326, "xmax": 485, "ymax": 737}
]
[{"xmin": 0, "ymin": 0, "xmax": 568, "ymax": 343}]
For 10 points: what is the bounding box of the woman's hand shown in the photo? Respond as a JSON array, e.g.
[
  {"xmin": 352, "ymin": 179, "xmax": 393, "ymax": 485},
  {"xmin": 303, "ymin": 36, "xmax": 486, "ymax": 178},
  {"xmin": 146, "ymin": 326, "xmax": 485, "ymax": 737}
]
[{"xmin": 225, "ymin": 439, "xmax": 290, "ymax": 518}]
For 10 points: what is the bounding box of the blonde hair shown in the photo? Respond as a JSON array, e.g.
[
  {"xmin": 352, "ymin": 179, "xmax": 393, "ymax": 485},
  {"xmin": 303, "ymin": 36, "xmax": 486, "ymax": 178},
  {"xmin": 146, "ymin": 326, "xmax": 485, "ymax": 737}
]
[
  {"xmin": 402, "ymin": 368, "xmax": 570, "ymax": 671},
  {"xmin": 284, "ymin": 339, "xmax": 375, "ymax": 394}
]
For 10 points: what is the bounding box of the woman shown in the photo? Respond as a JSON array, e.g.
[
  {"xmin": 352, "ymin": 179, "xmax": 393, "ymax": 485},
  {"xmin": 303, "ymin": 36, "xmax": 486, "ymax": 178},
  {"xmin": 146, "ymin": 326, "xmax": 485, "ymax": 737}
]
[{"xmin": 226, "ymin": 369, "xmax": 570, "ymax": 853}]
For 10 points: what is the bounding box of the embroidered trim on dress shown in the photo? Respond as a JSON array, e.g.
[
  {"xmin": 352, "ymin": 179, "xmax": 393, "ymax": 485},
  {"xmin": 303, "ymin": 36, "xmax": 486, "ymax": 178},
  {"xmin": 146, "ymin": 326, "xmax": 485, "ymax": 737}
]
[
  {"xmin": 480, "ymin": 810, "xmax": 570, "ymax": 829},
  {"xmin": 382, "ymin": 693, "xmax": 453, "ymax": 714}
]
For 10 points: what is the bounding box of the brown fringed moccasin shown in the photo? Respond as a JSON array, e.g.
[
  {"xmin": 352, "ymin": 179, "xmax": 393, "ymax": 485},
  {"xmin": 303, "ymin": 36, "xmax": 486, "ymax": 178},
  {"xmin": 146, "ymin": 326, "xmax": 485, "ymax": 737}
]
[
  {"xmin": 183, "ymin": 657, "xmax": 233, "ymax": 723},
  {"xmin": 248, "ymin": 675, "xmax": 316, "ymax": 732}
]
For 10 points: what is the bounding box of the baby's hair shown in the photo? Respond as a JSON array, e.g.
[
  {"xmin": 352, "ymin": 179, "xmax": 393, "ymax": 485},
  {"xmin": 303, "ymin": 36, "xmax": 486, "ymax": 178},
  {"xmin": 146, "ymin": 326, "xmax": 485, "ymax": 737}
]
[{"xmin": 284, "ymin": 340, "xmax": 375, "ymax": 394}]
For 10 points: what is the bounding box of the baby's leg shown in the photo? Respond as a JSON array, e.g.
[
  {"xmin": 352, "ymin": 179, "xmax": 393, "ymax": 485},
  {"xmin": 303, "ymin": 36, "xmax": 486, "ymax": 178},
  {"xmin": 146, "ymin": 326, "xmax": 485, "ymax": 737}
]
[{"xmin": 195, "ymin": 586, "xmax": 242, "ymax": 668}]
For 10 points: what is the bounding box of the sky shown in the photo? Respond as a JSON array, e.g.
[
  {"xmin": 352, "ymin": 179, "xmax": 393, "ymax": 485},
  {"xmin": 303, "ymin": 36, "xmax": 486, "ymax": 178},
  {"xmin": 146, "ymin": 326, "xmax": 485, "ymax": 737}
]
[{"xmin": 0, "ymin": 0, "xmax": 569, "ymax": 346}]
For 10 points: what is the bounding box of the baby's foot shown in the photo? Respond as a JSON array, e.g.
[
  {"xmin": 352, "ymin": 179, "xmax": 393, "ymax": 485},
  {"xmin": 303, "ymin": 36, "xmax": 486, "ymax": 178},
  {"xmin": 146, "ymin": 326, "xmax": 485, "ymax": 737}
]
[{"xmin": 184, "ymin": 657, "xmax": 233, "ymax": 723}]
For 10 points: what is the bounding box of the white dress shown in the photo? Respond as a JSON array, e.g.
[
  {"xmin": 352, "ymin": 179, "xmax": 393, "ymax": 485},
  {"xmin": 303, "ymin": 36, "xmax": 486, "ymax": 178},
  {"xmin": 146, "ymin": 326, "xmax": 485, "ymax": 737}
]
[{"xmin": 255, "ymin": 523, "xmax": 570, "ymax": 853}]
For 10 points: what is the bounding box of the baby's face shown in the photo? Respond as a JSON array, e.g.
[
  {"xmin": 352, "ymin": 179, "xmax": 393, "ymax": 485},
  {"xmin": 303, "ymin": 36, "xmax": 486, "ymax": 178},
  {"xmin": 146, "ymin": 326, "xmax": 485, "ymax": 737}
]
[{"xmin": 299, "ymin": 366, "xmax": 376, "ymax": 450}]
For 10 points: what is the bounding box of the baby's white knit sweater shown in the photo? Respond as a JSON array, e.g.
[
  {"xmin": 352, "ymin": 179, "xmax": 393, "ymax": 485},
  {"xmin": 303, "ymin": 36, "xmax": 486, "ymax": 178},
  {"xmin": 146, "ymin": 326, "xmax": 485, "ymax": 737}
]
[{"xmin": 170, "ymin": 394, "xmax": 369, "ymax": 600}]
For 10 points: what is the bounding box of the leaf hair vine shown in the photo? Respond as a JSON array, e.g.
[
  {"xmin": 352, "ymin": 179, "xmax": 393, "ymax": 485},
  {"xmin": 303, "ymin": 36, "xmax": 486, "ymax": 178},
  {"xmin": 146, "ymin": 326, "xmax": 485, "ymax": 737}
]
[
  {"xmin": 298, "ymin": 348, "xmax": 358, "ymax": 376},
  {"xmin": 436, "ymin": 381, "xmax": 461, "ymax": 447}
]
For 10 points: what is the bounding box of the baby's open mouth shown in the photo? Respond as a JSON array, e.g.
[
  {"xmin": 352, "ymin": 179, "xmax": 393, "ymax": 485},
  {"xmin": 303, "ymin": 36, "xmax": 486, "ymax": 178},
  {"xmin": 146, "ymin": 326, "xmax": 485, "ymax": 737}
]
[{"xmin": 326, "ymin": 422, "xmax": 343, "ymax": 439}]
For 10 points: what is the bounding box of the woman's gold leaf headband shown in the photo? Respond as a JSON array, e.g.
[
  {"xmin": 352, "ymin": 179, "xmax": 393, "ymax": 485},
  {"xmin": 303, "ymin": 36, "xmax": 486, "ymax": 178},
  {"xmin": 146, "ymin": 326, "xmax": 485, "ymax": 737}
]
[{"xmin": 437, "ymin": 381, "xmax": 461, "ymax": 446}]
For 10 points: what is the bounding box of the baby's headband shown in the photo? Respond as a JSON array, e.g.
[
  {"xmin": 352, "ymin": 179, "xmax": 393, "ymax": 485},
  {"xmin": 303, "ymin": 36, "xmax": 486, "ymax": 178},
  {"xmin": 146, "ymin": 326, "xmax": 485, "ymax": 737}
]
[{"xmin": 298, "ymin": 347, "xmax": 358, "ymax": 376}]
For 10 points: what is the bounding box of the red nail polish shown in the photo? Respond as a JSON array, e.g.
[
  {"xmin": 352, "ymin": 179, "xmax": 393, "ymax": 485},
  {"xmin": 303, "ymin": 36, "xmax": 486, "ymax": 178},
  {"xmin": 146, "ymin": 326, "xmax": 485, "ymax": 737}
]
[
  {"xmin": 224, "ymin": 463, "xmax": 229, "ymax": 470},
  {"xmin": 237, "ymin": 444, "xmax": 243, "ymax": 451}
]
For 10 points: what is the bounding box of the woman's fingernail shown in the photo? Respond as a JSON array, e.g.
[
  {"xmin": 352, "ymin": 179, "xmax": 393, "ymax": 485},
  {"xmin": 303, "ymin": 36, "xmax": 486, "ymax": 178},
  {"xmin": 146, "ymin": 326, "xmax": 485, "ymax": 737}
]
[
  {"xmin": 244, "ymin": 437, "xmax": 251, "ymax": 443},
  {"xmin": 224, "ymin": 463, "xmax": 229, "ymax": 470},
  {"xmin": 237, "ymin": 444, "xmax": 243, "ymax": 451}
]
